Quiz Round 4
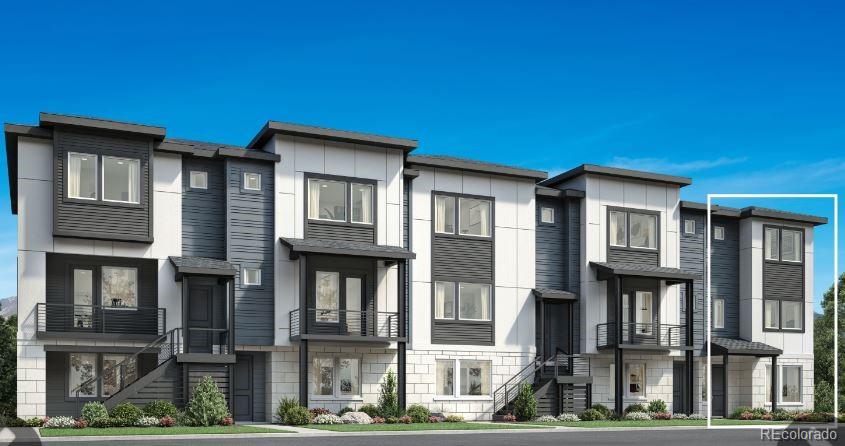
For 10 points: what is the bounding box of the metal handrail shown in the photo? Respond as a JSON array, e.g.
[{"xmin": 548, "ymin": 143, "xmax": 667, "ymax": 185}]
[
  {"xmin": 36, "ymin": 302, "xmax": 166, "ymax": 336},
  {"xmin": 289, "ymin": 308, "xmax": 400, "ymax": 338},
  {"xmin": 493, "ymin": 351, "xmax": 591, "ymax": 414},
  {"xmin": 596, "ymin": 322, "xmax": 687, "ymax": 348},
  {"xmin": 72, "ymin": 327, "xmax": 183, "ymax": 414}
]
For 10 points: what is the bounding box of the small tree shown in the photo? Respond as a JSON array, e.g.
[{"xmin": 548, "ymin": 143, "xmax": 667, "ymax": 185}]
[
  {"xmin": 185, "ymin": 376, "xmax": 230, "ymax": 426},
  {"xmin": 513, "ymin": 381, "xmax": 537, "ymax": 421},
  {"xmin": 378, "ymin": 369, "xmax": 400, "ymax": 418},
  {"xmin": 0, "ymin": 303, "xmax": 17, "ymax": 417}
]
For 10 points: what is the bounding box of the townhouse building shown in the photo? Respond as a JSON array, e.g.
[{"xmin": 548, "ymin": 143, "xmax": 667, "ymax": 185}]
[{"xmin": 6, "ymin": 112, "xmax": 824, "ymax": 421}]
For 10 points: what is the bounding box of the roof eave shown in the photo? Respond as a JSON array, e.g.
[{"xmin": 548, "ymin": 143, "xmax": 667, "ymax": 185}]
[
  {"xmin": 543, "ymin": 164, "xmax": 693, "ymax": 188},
  {"xmin": 39, "ymin": 112, "xmax": 166, "ymax": 140},
  {"xmin": 406, "ymin": 155, "xmax": 548, "ymax": 181},
  {"xmin": 246, "ymin": 121, "xmax": 419, "ymax": 152}
]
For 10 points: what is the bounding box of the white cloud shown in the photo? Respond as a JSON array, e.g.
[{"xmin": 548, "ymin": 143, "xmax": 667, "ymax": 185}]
[{"xmin": 607, "ymin": 156, "xmax": 748, "ymax": 174}]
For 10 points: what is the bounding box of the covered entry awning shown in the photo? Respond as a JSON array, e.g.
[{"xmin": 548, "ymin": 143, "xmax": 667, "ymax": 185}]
[
  {"xmin": 590, "ymin": 262, "xmax": 699, "ymax": 284},
  {"xmin": 533, "ymin": 288, "xmax": 577, "ymax": 301},
  {"xmin": 711, "ymin": 337, "xmax": 782, "ymax": 356},
  {"xmin": 280, "ymin": 237, "xmax": 415, "ymax": 261},
  {"xmin": 169, "ymin": 256, "xmax": 237, "ymax": 280}
]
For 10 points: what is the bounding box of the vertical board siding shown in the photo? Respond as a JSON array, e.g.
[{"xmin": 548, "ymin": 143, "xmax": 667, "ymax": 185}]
[
  {"xmin": 251, "ymin": 352, "xmax": 266, "ymax": 422},
  {"xmin": 182, "ymin": 157, "xmax": 226, "ymax": 259},
  {"xmin": 227, "ymin": 160, "xmax": 275, "ymax": 345},
  {"xmin": 54, "ymin": 130, "xmax": 153, "ymax": 242}
]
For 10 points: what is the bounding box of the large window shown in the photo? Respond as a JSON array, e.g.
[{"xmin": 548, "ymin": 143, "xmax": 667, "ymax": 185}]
[
  {"xmin": 102, "ymin": 156, "xmax": 140, "ymax": 203},
  {"xmin": 102, "ymin": 354, "xmax": 137, "ymax": 397},
  {"xmin": 434, "ymin": 281, "xmax": 491, "ymax": 322},
  {"xmin": 609, "ymin": 209, "xmax": 657, "ymax": 249},
  {"xmin": 308, "ymin": 177, "xmax": 374, "ymax": 225},
  {"xmin": 434, "ymin": 194, "xmax": 492, "ymax": 237},
  {"xmin": 625, "ymin": 363, "xmax": 646, "ymax": 398},
  {"xmin": 311, "ymin": 356, "xmax": 361, "ymax": 398},
  {"xmin": 713, "ymin": 298, "xmax": 725, "ymax": 329},
  {"xmin": 68, "ymin": 352, "xmax": 138, "ymax": 398},
  {"xmin": 68, "ymin": 152, "xmax": 98, "ymax": 200},
  {"xmin": 315, "ymin": 271, "xmax": 340, "ymax": 322},
  {"xmin": 621, "ymin": 291, "xmax": 653, "ymax": 335},
  {"xmin": 765, "ymin": 365, "xmax": 803, "ymax": 405},
  {"xmin": 69, "ymin": 353, "xmax": 98, "ymax": 397},
  {"xmin": 435, "ymin": 359, "xmax": 491, "ymax": 398},
  {"xmin": 765, "ymin": 226, "xmax": 803, "ymax": 263},
  {"xmin": 101, "ymin": 267, "xmax": 137, "ymax": 309},
  {"xmin": 764, "ymin": 299, "xmax": 802, "ymax": 331}
]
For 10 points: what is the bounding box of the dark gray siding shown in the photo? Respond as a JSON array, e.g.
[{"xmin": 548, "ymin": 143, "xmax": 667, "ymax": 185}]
[
  {"xmin": 227, "ymin": 160, "xmax": 275, "ymax": 345},
  {"xmin": 251, "ymin": 352, "xmax": 266, "ymax": 422},
  {"xmin": 565, "ymin": 198, "xmax": 582, "ymax": 354},
  {"xmin": 763, "ymin": 262, "xmax": 804, "ymax": 301},
  {"xmin": 187, "ymin": 364, "xmax": 230, "ymax": 400},
  {"xmin": 403, "ymin": 179, "xmax": 411, "ymax": 341},
  {"xmin": 431, "ymin": 320, "xmax": 494, "ymax": 345},
  {"xmin": 126, "ymin": 360, "xmax": 184, "ymax": 407},
  {"xmin": 607, "ymin": 247, "xmax": 659, "ymax": 265},
  {"xmin": 431, "ymin": 237, "xmax": 494, "ymax": 282},
  {"xmin": 53, "ymin": 130, "xmax": 154, "ymax": 243},
  {"xmin": 306, "ymin": 255, "xmax": 376, "ymax": 335},
  {"xmin": 536, "ymin": 198, "xmax": 566, "ymax": 290},
  {"xmin": 182, "ymin": 157, "xmax": 226, "ymax": 259},
  {"xmin": 306, "ymin": 221, "xmax": 375, "ymax": 243}
]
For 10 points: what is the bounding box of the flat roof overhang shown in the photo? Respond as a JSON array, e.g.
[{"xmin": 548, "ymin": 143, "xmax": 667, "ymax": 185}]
[
  {"xmin": 590, "ymin": 261, "xmax": 699, "ymax": 284},
  {"xmin": 280, "ymin": 237, "xmax": 415, "ymax": 261},
  {"xmin": 711, "ymin": 337, "xmax": 782, "ymax": 357}
]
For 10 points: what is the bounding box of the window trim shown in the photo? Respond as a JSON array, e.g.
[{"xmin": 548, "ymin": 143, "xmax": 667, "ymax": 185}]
[
  {"xmin": 433, "ymin": 358, "xmax": 493, "ymax": 400},
  {"xmin": 100, "ymin": 266, "xmax": 138, "ymax": 310},
  {"xmin": 310, "ymin": 354, "xmax": 363, "ymax": 400},
  {"xmin": 66, "ymin": 352, "xmax": 139, "ymax": 401},
  {"xmin": 243, "ymin": 172, "xmax": 262, "ymax": 191},
  {"xmin": 432, "ymin": 191, "xmax": 495, "ymax": 240},
  {"xmin": 540, "ymin": 206, "xmax": 555, "ymax": 224},
  {"xmin": 433, "ymin": 281, "xmax": 456, "ymax": 320},
  {"xmin": 609, "ymin": 362, "xmax": 648, "ymax": 400},
  {"xmin": 713, "ymin": 298, "xmax": 725, "ymax": 329},
  {"xmin": 606, "ymin": 207, "xmax": 660, "ymax": 253},
  {"xmin": 684, "ymin": 219, "xmax": 696, "ymax": 235},
  {"xmin": 433, "ymin": 280, "xmax": 492, "ymax": 322},
  {"xmin": 101, "ymin": 155, "xmax": 141, "ymax": 204},
  {"xmin": 763, "ymin": 298, "xmax": 804, "ymax": 332},
  {"xmin": 242, "ymin": 267, "xmax": 262, "ymax": 286},
  {"xmin": 350, "ymin": 182, "xmax": 374, "ymax": 225},
  {"xmin": 765, "ymin": 364, "xmax": 804, "ymax": 405},
  {"xmin": 764, "ymin": 225, "xmax": 804, "ymax": 265},
  {"xmin": 189, "ymin": 171, "xmax": 208, "ymax": 189},
  {"xmin": 714, "ymin": 226, "xmax": 725, "ymax": 241},
  {"xmin": 305, "ymin": 173, "xmax": 377, "ymax": 229},
  {"xmin": 67, "ymin": 152, "xmax": 99, "ymax": 201}
]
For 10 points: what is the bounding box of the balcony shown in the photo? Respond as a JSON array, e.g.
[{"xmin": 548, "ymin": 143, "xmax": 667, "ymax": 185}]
[
  {"xmin": 36, "ymin": 303, "xmax": 165, "ymax": 340},
  {"xmin": 596, "ymin": 322, "xmax": 688, "ymax": 350},
  {"xmin": 289, "ymin": 308, "xmax": 402, "ymax": 343}
]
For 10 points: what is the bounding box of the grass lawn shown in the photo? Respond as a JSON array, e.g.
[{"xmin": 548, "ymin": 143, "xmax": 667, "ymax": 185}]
[
  {"xmin": 522, "ymin": 419, "xmax": 791, "ymax": 428},
  {"xmin": 39, "ymin": 425, "xmax": 291, "ymax": 437},
  {"xmin": 304, "ymin": 422, "xmax": 542, "ymax": 432}
]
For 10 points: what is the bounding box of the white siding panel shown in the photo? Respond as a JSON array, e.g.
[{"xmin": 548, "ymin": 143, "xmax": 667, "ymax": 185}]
[
  {"xmin": 462, "ymin": 173, "xmax": 492, "ymax": 197},
  {"xmin": 515, "ymin": 181, "xmax": 535, "ymax": 230},
  {"xmin": 293, "ymin": 136, "xmax": 325, "ymax": 174},
  {"xmin": 516, "ymin": 229, "xmax": 535, "ymax": 289},
  {"xmin": 412, "ymin": 168, "xmax": 434, "ymax": 222},
  {"xmin": 354, "ymin": 146, "xmax": 387, "ymax": 181},
  {"xmin": 494, "ymin": 286, "xmax": 518, "ymax": 346},
  {"xmin": 411, "ymin": 219, "xmax": 431, "ymax": 283},
  {"xmin": 275, "ymin": 135, "xmax": 297, "ymax": 194},
  {"xmin": 17, "ymin": 179, "xmax": 53, "ymax": 252},
  {"xmin": 433, "ymin": 169, "xmax": 462, "ymax": 194},
  {"xmin": 323, "ymin": 141, "xmax": 356, "ymax": 176},
  {"xmin": 495, "ymin": 227, "xmax": 518, "ymax": 288},
  {"xmin": 491, "ymin": 177, "xmax": 518, "ymax": 229},
  {"xmin": 153, "ymin": 153, "xmax": 182, "ymax": 193}
]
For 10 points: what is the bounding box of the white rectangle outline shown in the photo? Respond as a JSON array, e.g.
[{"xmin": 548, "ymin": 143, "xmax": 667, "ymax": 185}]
[{"xmin": 706, "ymin": 193, "xmax": 838, "ymax": 429}]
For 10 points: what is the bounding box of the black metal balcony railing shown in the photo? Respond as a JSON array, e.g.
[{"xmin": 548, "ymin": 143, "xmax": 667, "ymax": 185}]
[
  {"xmin": 36, "ymin": 303, "xmax": 166, "ymax": 336},
  {"xmin": 185, "ymin": 327, "xmax": 231, "ymax": 354},
  {"xmin": 596, "ymin": 322, "xmax": 687, "ymax": 348},
  {"xmin": 289, "ymin": 308, "xmax": 400, "ymax": 338}
]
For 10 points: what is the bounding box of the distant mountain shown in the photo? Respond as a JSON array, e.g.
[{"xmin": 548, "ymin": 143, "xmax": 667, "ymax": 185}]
[
  {"xmin": 814, "ymin": 311, "xmax": 823, "ymax": 320},
  {"xmin": 0, "ymin": 296, "xmax": 16, "ymax": 318}
]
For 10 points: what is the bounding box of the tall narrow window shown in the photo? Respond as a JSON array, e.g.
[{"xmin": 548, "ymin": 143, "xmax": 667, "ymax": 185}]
[
  {"xmin": 338, "ymin": 357, "xmax": 360, "ymax": 396},
  {"xmin": 458, "ymin": 283, "xmax": 491, "ymax": 321},
  {"xmin": 243, "ymin": 172, "xmax": 261, "ymax": 191},
  {"xmin": 102, "ymin": 354, "xmax": 137, "ymax": 397},
  {"xmin": 629, "ymin": 213, "xmax": 657, "ymax": 249},
  {"xmin": 345, "ymin": 278, "xmax": 362, "ymax": 334},
  {"xmin": 626, "ymin": 363, "xmax": 645, "ymax": 398},
  {"xmin": 684, "ymin": 219, "xmax": 696, "ymax": 235},
  {"xmin": 781, "ymin": 229, "xmax": 802, "ymax": 262},
  {"xmin": 73, "ymin": 269, "xmax": 93, "ymax": 328},
  {"xmin": 781, "ymin": 301, "xmax": 802, "ymax": 330},
  {"xmin": 434, "ymin": 282, "xmax": 455, "ymax": 319},
  {"xmin": 101, "ymin": 267, "xmax": 137, "ymax": 308},
  {"xmin": 436, "ymin": 360, "xmax": 454, "ymax": 396},
  {"xmin": 781, "ymin": 366, "xmax": 801, "ymax": 403},
  {"xmin": 713, "ymin": 298, "xmax": 725, "ymax": 329},
  {"xmin": 102, "ymin": 156, "xmax": 140, "ymax": 203},
  {"xmin": 315, "ymin": 271, "xmax": 339, "ymax": 322},
  {"xmin": 350, "ymin": 183, "xmax": 373, "ymax": 224},
  {"xmin": 312, "ymin": 357, "xmax": 334, "ymax": 396},
  {"xmin": 434, "ymin": 195, "xmax": 455, "ymax": 234},
  {"xmin": 458, "ymin": 198, "xmax": 491, "ymax": 237},
  {"xmin": 189, "ymin": 171, "xmax": 208, "ymax": 189},
  {"xmin": 764, "ymin": 300, "xmax": 779, "ymax": 329},
  {"xmin": 714, "ymin": 226, "xmax": 725, "ymax": 240},
  {"xmin": 609, "ymin": 211, "xmax": 627, "ymax": 247},
  {"xmin": 634, "ymin": 291, "xmax": 653, "ymax": 335},
  {"xmin": 68, "ymin": 152, "xmax": 98, "ymax": 200},
  {"xmin": 68, "ymin": 353, "xmax": 97, "ymax": 397},
  {"xmin": 308, "ymin": 179, "xmax": 346, "ymax": 221},
  {"xmin": 764, "ymin": 227, "xmax": 780, "ymax": 261}
]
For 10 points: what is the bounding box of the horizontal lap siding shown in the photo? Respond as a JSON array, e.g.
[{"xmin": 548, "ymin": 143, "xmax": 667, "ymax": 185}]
[
  {"xmin": 182, "ymin": 157, "xmax": 226, "ymax": 259},
  {"xmin": 679, "ymin": 211, "xmax": 706, "ymax": 351},
  {"xmin": 536, "ymin": 198, "xmax": 566, "ymax": 291},
  {"xmin": 566, "ymin": 198, "xmax": 582, "ymax": 354},
  {"xmin": 432, "ymin": 237, "xmax": 493, "ymax": 282},
  {"xmin": 431, "ymin": 320, "xmax": 494, "ymax": 345},
  {"xmin": 711, "ymin": 218, "xmax": 740, "ymax": 338},
  {"xmin": 228, "ymin": 160, "xmax": 275, "ymax": 345},
  {"xmin": 764, "ymin": 262, "xmax": 804, "ymax": 300},
  {"xmin": 126, "ymin": 361, "xmax": 184, "ymax": 407},
  {"xmin": 306, "ymin": 221, "xmax": 374, "ymax": 243},
  {"xmin": 54, "ymin": 130, "xmax": 153, "ymax": 242},
  {"xmin": 188, "ymin": 364, "xmax": 230, "ymax": 401},
  {"xmin": 607, "ymin": 247, "xmax": 659, "ymax": 265}
]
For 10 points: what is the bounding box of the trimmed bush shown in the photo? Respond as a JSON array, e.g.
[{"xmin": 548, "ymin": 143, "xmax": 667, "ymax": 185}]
[
  {"xmin": 672, "ymin": 413, "xmax": 688, "ymax": 420},
  {"xmin": 624, "ymin": 403, "xmax": 647, "ymax": 414},
  {"xmin": 687, "ymin": 413, "xmax": 706, "ymax": 420},
  {"xmin": 159, "ymin": 416, "xmax": 175, "ymax": 427},
  {"xmin": 730, "ymin": 406, "xmax": 753, "ymax": 419},
  {"xmin": 89, "ymin": 417, "xmax": 132, "ymax": 428},
  {"xmin": 358, "ymin": 403, "xmax": 380, "ymax": 418},
  {"xmin": 533, "ymin": 415, "xmax": 558, "ymax": 423},
  {"xmin": 111, "ymin": 402, "xmax": 143, "ymax": 423},
  {"xmin": 501, "ymin": 413, "xmax": 516, "ymax": 422},
  {"xmin": 590, "ymin": 404, "xmax": 614, "ymax": 420},
  {"xmin": 428, "ymin": 415, "xmax": 442, "ymax": 423},
  {"xmin": 739, "ymin": 411, "xmax": 754, "ymax": 421},
  {"xmin": 771, "ymin": 410, "xmax": 794, "ymax": 421},
  {"xmin": 513, "ymin": 382, "xmax": 537, "ymax": 421},
  {"xmin": 219, "ymin": 416, "xmax": 234, "ymax": 426},
  {"xmin": 283, "ymin": 406, "xmax": 311, "ymax": 426},
  {"xmin": 174, "ymin": 410, "xmax": 193, "ymax": 427},
  {"xmin": 340, "ymin": 411, "xmax": 372, "ymax": 424},
  {"xmin": 185, "ymin": 376, "xmax": 230, "ymax": 426},
  {"xmin": 579, "ymin": 408, "xmax": 605, "ymax": 421},
  {"xmin": 444, "ymin": 414, "xmax": 464, "ymax": 422},
  {"xmin": 81, "ymin": 402, "xmax": 109, "ymax": 423},
  {"xmin": 557, "ymin": 413, "xmax": 580, "ymax": 422},
  {"xmin": 406, "ymin": 404, "xmax": 431, "ymax": 423},
  {"xmin": 143, "ymin": 400, "xmax": 178, "ymax": 419},
  {"xmin": 378, "ymin": 370, "xmax": 401, "ymax": 418},
  {"xmin": 385, "ymin": 416, "xmax": 399, "ymax": 424},
  {"xmin": 274, "ymin": 397, "xmax": 299, "ymax": 424},
  {"xmin": 647, "ymin": 400, "xmax": 667, "ymax": 413},
  {"xmin": 2, "ymin": 417, "xmax": 27, "ymax": 427},
  {"xmin": 372, "ymin": 416, "xmax": 385, "ymax": 424},
  {"xmin": 309, "ymin": 408, "xmax": 331, "ymax": 417},
  {"xmin": 24, "ymin": 417, "xmax": 45, "ymax": 427},
  {"xmin": 651, "ymin": 412, "xmax": 672, "ymax": 420},
  {"xmin": 313, "ymin": 414, "xmax": 343, "ymax": 424},
  {"xmin": 398, "ymin": 415, "xmax": 412, "ymax": 424},
  {"xmin": 135, "ymin": 416, "xmax": 159, "ymax": 427},
  {"xmin": 44, "ymin": 416, "xmax": 76, "ymax": 428},
  {"xmin": 624, "ymin": 412, "xmax": 652, "ymax": 421},
  {"xmin": 74, "ymin": 419, "xmax": 87, "ymax": 429},
  {"xmin": 338, "ymin": 407, "xmax": 354, "ymax": 416}
]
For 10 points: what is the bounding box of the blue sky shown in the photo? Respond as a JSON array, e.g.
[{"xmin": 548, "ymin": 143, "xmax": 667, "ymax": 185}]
[{"xmin": 0, "ymin": 1, "xmax": 842, "ymax": 310}]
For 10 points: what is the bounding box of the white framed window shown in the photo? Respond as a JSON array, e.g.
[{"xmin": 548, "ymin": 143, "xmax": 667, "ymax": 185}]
[
  {"xmin": 101, "ymin": 267, "xmax": 137, "ymax": 309},
  {"xmin": 714, "ymin": 226, "xmax": 725, "ymax": 240},
  {"xmin": 311, "ymin": 356, "xmax": 361, "ymax": 398},
  {"xmin": 189, "ymin": 171, "xmax": 208, "ymax": 189},
  {"xmin": 102, "ymin": 156, "xmax": 140, "ymax": 203},
  {"xmin": 610, "ymin": 211, "xmax": 627, "ymax": 247},
  {"xmin": 780, "ymin": 229, "xmax": 802, "ymax": 263},
  {"xmin": 67, "ymin": 152, "xmax": 98, "ymax": 200},
  {"xmin": 243, "ymin": 268, "xmax": 261, "ymax": 286},
  {"xmin": 434, "ymin": 195, "xmax": 456, "ymax": 234},
  {"xmin": 308, "ymin": 178, "xmax": 346, "ymax": 221},
  {"xmin": 764, "ymin": 300, "xmax": 779, "ymax": 329},
  {"xmin": 243, "ymin": 172, "xmax": 261, "ymax": 191},
  {"xmin": 625, "ymin": 362, "xmax": 646, "ymax": 398},
  {"xmin": 764, "ymin": 227, "xmax": 780, "ymax": 261},
  {"xmin": 540, "ymin": 207, "xmax": 555, "ymax": 224},
  {"xmin": 684, "ymin": 219, "xmax": 696, "ymax": 235},
  {"xmin": 458, "ymin": 197, "xmax": 492, "ymax": 237},
  {"xmin": 350, "ymin": 183, "xmax": 374, "ymax": 224},
  {"xmin": 315, "ymin": 271, "xmax": 340, "ymax": 322},
  {"xmin": 458, "ymin": 282, "xmax": 491, "ymax": 321},
  {"xmin": 713, "ymin": 298, "xmax": 725, "ymax": 329},
  {"xmin": 434, "ymin": 281, "xmax": 455, "ymax": 320},
  {"xmin": 765, "ymin": 364, "xmax": 803, "ymax": 405},
  {"xmin": 781, "ymin": 301, "xmax": 802, "ymax": 330},
  {"xmin": 69, "ymin": 352, "xmax": 98, "ymax": 397},
  {"xmin": 435, "ymin": 359, "xmax": 491, "ymax": 398}
]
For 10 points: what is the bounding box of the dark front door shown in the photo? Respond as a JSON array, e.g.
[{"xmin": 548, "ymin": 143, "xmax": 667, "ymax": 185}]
[
  {"xmin": 673, "ymin": 362, "xmax": 686, "ymax": 412},
  {"xmin": 712, "ymin": 364, "xmax": 725, "ymax": 417},
  {"xmin": 188, "ymin": 285, "xmax": 213, "ymax": 353},
  {"xmin": 543, "ymin": 301, "xmax": 572, "ymax": 358},
  {"xmin": 233, "ymin": 355, "xmax": 253, "ymax": 421}
]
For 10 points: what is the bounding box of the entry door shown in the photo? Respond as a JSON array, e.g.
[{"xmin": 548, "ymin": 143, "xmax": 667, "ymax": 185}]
[
  {"xmin": 233, "ymin": 355, "xmax": 253, "ymax": 421},
  {"xmin": 188, "ymin": 285, "xmax": 213, "ymax": 353},
  {"xmin": 345, "ymin": 276, "xmax": 364, "ymax": 335},
  {"xmin": 712, "ymin": 365, "xmax": 725, "ymax": 417},
  {"xmin": 543, "ymin": 301, "xmax": 572, "ymax": 358},
  {"xmin": 673, "ymin": 362, "xmax": 686, "ymax": 412}
]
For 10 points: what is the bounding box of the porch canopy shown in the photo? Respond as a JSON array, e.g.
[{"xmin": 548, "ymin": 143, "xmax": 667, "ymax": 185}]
[
  {"xmin": 280, "ymin": 237, "xmax": 415, "ymax": 261},
  {"xmin": 590, "ymin": 262, "xmax": 699, "ymax": 285},
  {"xmin": 169, "ymin": 256, "xmax": 237, "ymax": 280},
  {"xmin": 532, "ymin": 288, "xmax": 577, "ymax": 301},
  {"xmin": 711, "ymin": 337, "xmax": 782, "ymax": 413}
]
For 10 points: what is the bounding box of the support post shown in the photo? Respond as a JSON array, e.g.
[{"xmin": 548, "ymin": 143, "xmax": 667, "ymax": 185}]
[
  {"xmin": 685, "ymin": 350, "xmax": 694, "ymax": 414},
  {"xmin": 299, "ymin": 339, "xmax": 308, "ymax": 407},
  {"xmin": 685, "ymin": 280, "xmax": 694, "ymax": 414},
  {"xmin": 398, "ymin": 259, "xmax": 407, "ymax": 410},
  {"xmin": 398, "ymin": 342, "xmax": 407, "ymax": 411},
  {"xmin": 723, "ymin": 353, "xmax": 729, "ymax": 418},
  {"xmin": 771, "ymin": 355, "xmax": 778, "ymax": 413},
  {"xmin": 298, "ymin": 254, "xmax": 309, "ymax": 407},
  {"xmin": 182, "ymin": 275, "xmax": 189, "ymax": 351},
  {"xmin": 614, "ymin": 347, "xmax": 624, "ymax": 416},
  {"xmin": 228, "ymin": 279, "xmax": 235, "ymax": 354}
]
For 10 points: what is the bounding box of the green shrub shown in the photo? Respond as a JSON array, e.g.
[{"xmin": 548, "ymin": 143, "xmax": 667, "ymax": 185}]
[
  {"xmin": 143, "ymin": 400, "xmax": 178, "ymax": 419},
  {"xmin": 24, "ymin": 417, "xmax": 45, "ymax": 427},
  {"xmin": 385, "ymin": 416, "xmax": 399, "ymax": 424},
  {"xmin": 274, "ymin": 397, "xmax": 299, "ymax": 424},
  {"xmin": 580, "ymin": 408, "xmax": 606, "ymax": 421},
  {"xmin": 338, "ymin": 407, "xmax": 354, "ymax": 416},
  {"xmin": 90, "ymin": 417, "xmax": 132, "ymax": 428},
  {"xmin": 359, "ymin": 404, "xmax": 380, "ymax": 418},
  {"xmin": 283, "ymin": 406, "xmax": 311, "ymax": 426},
  {"xmin": 513, "ymin": 382, "xmax": 537, "ymax": 421},
  {"xmin": 185, "ymin": 376, "xmax": 230, "ymax": 426},
  {"xmin": 2, "ymin": 417, "xmax": 27, "ymax": 427},
  {"xmin": 729, "ymin": 406, "xmax": 753, "ymax": 419},
  {"xmin": 378, "ymin": 370, "xmax": 401, "ymax": 418},
  {"xmin": 174, "ymin": 410, "xmax": 194, "ymax": 427},
  {"xmin": 81, "ymin": 401, "xmax": 109, "ymax": 422},
  {"xmin": 406, "ymin": 404, "xmax": 431, "ymax": 423},
  {"xmin": 111, "ymin": 402, "xmax": 142, "ymax": 423},
  {"xmin": 814, "ymin": 381, "xmax": 834, "ymax": 413},
  {"xmin": 444, "ymin": 414, "xmax": 464, "ymax": 422},
  {"xmin": 624, "ymin": 403, "xmax": 647, "ymax": 414},
  {"xmin": 590, "ymin": 404, "xmax": 614, "ymax": 419},
  {"xmin": 646, "ymin": 400, "xmax": 667, "ymax": 413}
]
